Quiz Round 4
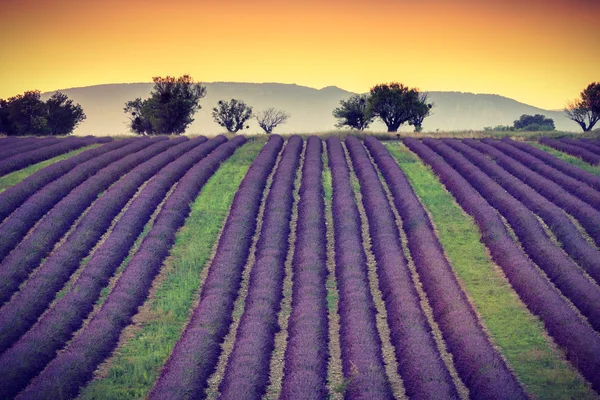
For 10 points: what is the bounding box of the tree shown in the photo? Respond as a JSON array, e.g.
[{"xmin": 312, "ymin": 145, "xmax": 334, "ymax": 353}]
[
  {"xmin": 408, "ymin": 93, "xmax": 434, "ymax": 132},
  {"xmin": 565, "ymin": 82, "xmax": 600, "ymax": 132},
  {"xmin": 513, "ymin": 114, "xmax": 555, "ymax": 131},
  {"xmin": 3, "ymin": 91, "xmax": 48, "ymax": 136},
  {"xmin": 332, "ymin": 94, "xmax": 373, "ymax": 131},
  {"xmin": 212, "ymin": 99, "xmax": 253, "ymax": 133},
  {"xmin": 255, "ymin": 108, "xmax": 289, "ymax": 134},
  {"xmin": 124, "ymin": 75, "xmax": 206, "ymax": 135},
  {"xmin": 367, "ymin": 83, "xmax": 427, "ymax": 132},
  {"xmin": 45, "ymin": 92, "xmax": 86, "ymax": 135}
]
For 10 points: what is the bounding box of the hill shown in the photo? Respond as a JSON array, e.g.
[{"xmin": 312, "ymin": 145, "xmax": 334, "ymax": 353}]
[{"xmin": 41, "ymin": 82, "xmax": 579, "ymax": 135}]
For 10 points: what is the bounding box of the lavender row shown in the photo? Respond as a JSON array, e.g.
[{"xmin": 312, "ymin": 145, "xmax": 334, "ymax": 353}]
[
  {"xmin": 150, "ymin": 135, "xmax": 284, "ymax": 399},
  {"xmin": 0, "ymin": 137, "xmax": 164, "ymax": 262},
  {"xmin": 405, "ymin": 137, "xmax": 600, "ymax": 393},
  {"xmin": 561, "ymin": 138, "xmax": 600, "ymax": 156},
  {"xmin": 501, "ymin": 138, "xmax": 600, "ymax": 192},
  {"xmin": 465, "ymin": 139, "xmax": 600, "ymax": 246},
  {"xmin": 17, "ymin": 136, "xmax": 246, "ymax": 400},
  {"xmin": 0, "ymin": 136, "xmax": 110, "ymax": 176},
  {"xmin": 486, "ymin": 138, "xmax": 600, "ymax": 208},
  {"xmin": 0, "ymin": 136, "xmax": 217, "ymax": 357},
  {"xmin": 0, "ymin": 137, "xmax": 61, "ymax": 160},
  {"xmin": 347, "ymin": 136, "xmax": 458, "ymax": 399},
  {"xmin": 424, "ymin": 138, "xmax": 600, "ymax": 332},
  {"xmin": 0, "ymin": 137, "xmax": 231, "ymax": 398},
  {"xmin": 0, "ymin": 139, "xmax": 135, "ymax": 223},
  {"xmin": 373, "ymin": 138, "xmax": 525, "ymax": 399},
  {"xmin": 279, "ymin": 137, "xmax": 328, "ymax": 399},
  {"xmin": 219, "ymin": 136, "xmax": 302, "ymax": 399},
  {"xmin": 580, "ymin": 138, "xmax": 600, "ymax": 152},
  {"xmin": 0, "ymin": 138, "xmax": 178, "ymax": 304},
  {"xmin": 539, "ymin": 137, "xmax": 600, "ymax": 165},
  {"xmin": 0, "ymin": 137, "xmax": 38, "ymax": 150},
  {"xmin": 444, "ymin": 139, "xmax": 600, "ymax": 285},
  {"xmin": 327, "ymin": 137, "xmax": 393, "ymax": 399}
]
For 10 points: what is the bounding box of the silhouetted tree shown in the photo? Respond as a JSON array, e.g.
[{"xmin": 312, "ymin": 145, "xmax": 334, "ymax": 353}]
[
  {"xmin": 255, "ymin": 108, "xmax": 289, "ymax": 134},
  {"xmin": 1, "ymin": 91, "xmax": 48, "ymax": 136},
  {"xmin": 565, "ymin": 82, "xmax": 600, "ymax": 132},
  {"xmin": 0, "ymin": 99, "xmax": 9, "ymax": 135},
  {"xmin": 408, "ymin": 93, "xmax": 434, "ymax": 132},
  {"xmin": 332, "ymin": 94, "xmax": 374, "ymax": 131},
  {"xmin": 212, "ymin": 99, "xmax": 253, "ymax": 133},
  {"xmin": 124, "ymin": 75, "xmax": 206, "ymax": 135},
  {"xmin": 367, "ymin": 83, "xmax": 426, "ymax": 132},
  {"xmin": 513, "ymin": 114, "xmax": 555, "ymax": 131},
  {"xmin": 45, "ymin": 92, "xmax": 86, "ymax": 135}
]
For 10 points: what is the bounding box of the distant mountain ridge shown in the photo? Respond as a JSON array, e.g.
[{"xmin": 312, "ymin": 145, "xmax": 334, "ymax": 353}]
[{"xmin": 40, "ymin": 82, "xmax": 579, "ymax": 135}]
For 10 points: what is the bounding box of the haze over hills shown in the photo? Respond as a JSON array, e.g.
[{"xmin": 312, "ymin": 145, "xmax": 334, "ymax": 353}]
[{"xmin": 40, "ymin": 82, "xmax": 580, "ymax": 136}]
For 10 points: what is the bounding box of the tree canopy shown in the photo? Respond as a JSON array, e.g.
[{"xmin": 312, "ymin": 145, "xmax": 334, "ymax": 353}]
[
  {"xmin": 212, "ymin": 99, "xmax": 253, "ymax": 133},
  {"xmin": 332, "ymin": 94, "xmax": 374, "ymax": 131},
  {"xmin": 513, "ymin": 114, "xmax": 555, "ymax": 131},
  {"xmin": 565, "ymin": 82, "xmax": 600, "ymax": 132},
  {"xmin": 124, "ymin": 75, "xmax": 206, "ymax": 135},
  {"xmin": 0, "ymin": 90, "xmax": 85, "ymax": 136},
  {"xmin": 367, "ymin": 83, "xmax": 431, "ymax": 132}
]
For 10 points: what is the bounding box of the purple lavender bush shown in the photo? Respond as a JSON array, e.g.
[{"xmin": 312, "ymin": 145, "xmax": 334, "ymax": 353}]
[
  {"xmin": 369, "ymin": 137, "xmax": 526, "ymax": 400},
  {"xmin": 404, "ymin": 137, "xmax": 600, "ymax": 393},
  {"xmin": 465, "ymin": 139, "xmax": 600, "ymax": 246},
  {"xmin": 0, "ymin": 138, "xmax": 135, "ymax": 222},
  {"xmin": 346, "ymin": 136, "xmax": 458, "ymax": 400},
  {"xmin": 423, "ymin": 138, "xmax": 600, "ymax": 332},
  {"xmin": 16, "ymin": 136, "xmax": 246, "ymax": 400},
  {"xmin": 150, "ymin": 135, "xmax": 284, "ymax": 399},
  {"xmin": 280, "ymin": 136, "xmax": 329, "ymax": 400},
  {"xmin": 218, "ymin": 136, "xmax": 303, "ymax": 400},
  {"xmin": 444, "ymin": 138, "xmax": 600, "ymax": 285},
  {"xmin": 501, "ymin": 137, "xmax": 600, "ymax": 191},
  {"xmin": 326, "ymin": 137, "xmax": 393, "ymax": 400}
]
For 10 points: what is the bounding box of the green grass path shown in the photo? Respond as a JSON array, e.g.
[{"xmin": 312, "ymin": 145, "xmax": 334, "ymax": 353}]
[
  {"xmin": 78, "ymin": 140, "xmax": 264, "ymax": 399},
  {"xmin": 385, "ymin": 142, "xmax": 595, "ymax": 400},
  {"xmin": 0, "ymin": 144, "xmax": 101, "ymax": 192}
]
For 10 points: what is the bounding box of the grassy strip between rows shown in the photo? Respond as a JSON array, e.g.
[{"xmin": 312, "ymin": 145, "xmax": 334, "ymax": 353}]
[
  {"xmin": 385, "ymin": 142, "xmax": 596, "ymax": 400},
  {"xmin": 78, "ymin": 140, "xmax": 264, "ymax": 399},
  {"xmin": 529, "ymin": 142, "xmax": 600, "ymax": 176},
  {"xmin": 0, "ymin": 144, "xmax": 101, "ymax": 192}
]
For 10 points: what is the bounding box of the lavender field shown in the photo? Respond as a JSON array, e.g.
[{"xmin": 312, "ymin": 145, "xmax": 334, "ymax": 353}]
[{"xmin": 0, "ymin": 135, "xmax": 599, "ymax": 399}]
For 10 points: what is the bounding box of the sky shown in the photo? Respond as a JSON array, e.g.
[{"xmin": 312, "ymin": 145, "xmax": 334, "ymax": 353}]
[{"xmin": 0, "ymin": 0, "xmax": 598, "ymax": 110}]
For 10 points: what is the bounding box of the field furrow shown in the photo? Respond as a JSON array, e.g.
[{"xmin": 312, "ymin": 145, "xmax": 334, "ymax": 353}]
[
  {"xmin": 443, "ymin": 139, "xmax": 600, "ymax": 284},
  {"xmin": 539, "ymin": 137, "xmax": 600, "ymax": 165},
  {"xmin": 16, "ymin": 136, "xmax": 246, "ymax": 400},
  {"xmin": 327, "ymin": 136, "xmax": 394, "ymax": 399},
  {"xmin": 405, "ymin": 137, "xmax": 600, "ymax": 393},
  {"xmin": 372, "ymin": 137, "xmax": 526, "ymax": 399},
  {"xmin": 423, "ymin": 138, "xmax": 600, "ymax": 332},
  {"xmin": 465, "ymin": 139, "xmax": 600, "ymax": 246},
  {"xmin": 348, "ymin": 136, "xmax": 458, "ymax": 399},
  {"xmin": 0, "ymin": 137, "xmax": 180, "ymax": 304},
  {"xmin": 0, "ymin": 137, "xmax": 163, "ymax": 262},
  {"xmin": 149, "ymin": 135, "xmax": 283, "ymax": 399},
  {"xmin": 0, "ymin": 136, "xmax": 110, "ymax": 176},
  {"xmin": 0, "ymin": 139, "xmax": 133, "ymax": 218},
  {"xmin": 503, "ymin": 138, "xmax": 600, "ymax": 189},
  {"xmin": 0, "ymin": 137, "xmax": 231, "ymax": 392}
]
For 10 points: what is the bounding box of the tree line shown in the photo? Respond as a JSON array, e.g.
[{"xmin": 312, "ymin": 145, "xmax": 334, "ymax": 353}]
[
  {"xmin": 1, "ymin": 77, "xmax": 598, "ymax": 135},
  {"xmin": 0, "ymin": 91, "xmax": 85, "ymax": 136}
]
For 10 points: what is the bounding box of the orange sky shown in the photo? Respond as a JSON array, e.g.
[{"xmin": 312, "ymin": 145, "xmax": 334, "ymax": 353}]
[{"xmin": 0, "ymin": 0, "xmax": 598, "ymax": 109}]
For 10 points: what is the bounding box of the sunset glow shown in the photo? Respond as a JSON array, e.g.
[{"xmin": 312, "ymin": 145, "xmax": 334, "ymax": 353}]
[{"xmin": 0, "ymin": 0, "xmax": 598, "ymax": 109}]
